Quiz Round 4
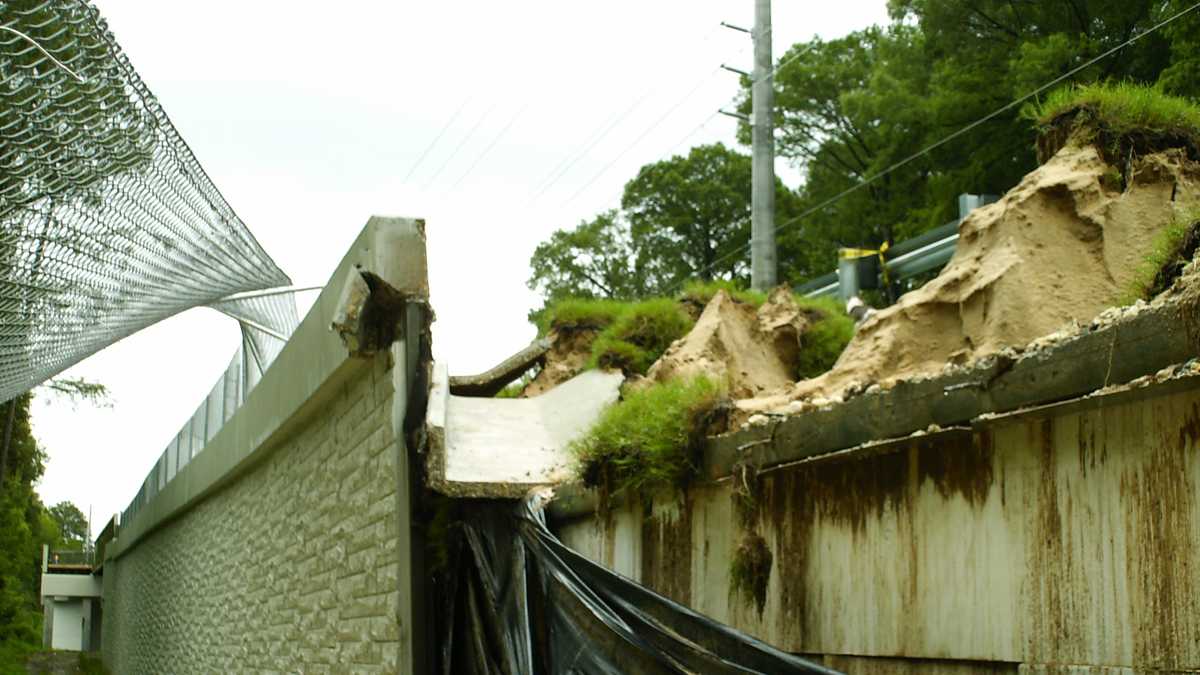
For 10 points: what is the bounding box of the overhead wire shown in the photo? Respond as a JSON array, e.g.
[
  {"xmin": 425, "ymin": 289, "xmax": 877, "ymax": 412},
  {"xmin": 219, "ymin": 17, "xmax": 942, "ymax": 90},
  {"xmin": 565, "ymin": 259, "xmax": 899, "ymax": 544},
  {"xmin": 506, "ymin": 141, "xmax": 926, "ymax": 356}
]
[
  {"xmin": 448, "ymin": 102, "xmax": 532, "ymax": 191},
  {"xmin": 401, "ymin": 97, "xmax": 471, "ymax": 184},
  {"xmin": 422, "ymin": 101, "xmax": 498, "ymax": 189},
  {"xmin": 680, "ymin": 0, "xmax": 1200, "ymax": 291},
  {"xmin": 552, "ymin": 33, "xmax": 816, "ymax": 212},
  {"xmin": 525, "ymin": 23, "xmax": 728, "ymax": 204},
  {"xmin": 529, "ymin": 26, "xmax": 746, "ymax": 206}
]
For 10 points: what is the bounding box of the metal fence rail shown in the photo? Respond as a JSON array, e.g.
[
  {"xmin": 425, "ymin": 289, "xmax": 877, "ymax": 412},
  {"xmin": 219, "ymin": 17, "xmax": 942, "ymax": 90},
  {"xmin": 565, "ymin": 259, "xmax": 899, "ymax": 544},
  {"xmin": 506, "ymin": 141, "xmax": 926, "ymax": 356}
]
[{"xmin": 796, "ymin": 194, "xmax": 998, "ymax": 299}]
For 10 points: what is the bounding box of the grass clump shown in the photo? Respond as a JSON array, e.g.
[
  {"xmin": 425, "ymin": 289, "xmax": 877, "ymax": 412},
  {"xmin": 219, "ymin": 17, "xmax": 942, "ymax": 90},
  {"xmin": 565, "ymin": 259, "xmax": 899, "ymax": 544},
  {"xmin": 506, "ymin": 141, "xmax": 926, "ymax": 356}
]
[
  {"xmin": 588, "ymin": 299, "xmax": 694, "ymax": 375},
  {"xmin": 571, "ymin": 376, "xmax": 722, "ymax": 497},
  {"xmin": 680, "ymin": 279, "xmax": 767, "ymax": 308},
  {"xmin": 536, "ymin": 298, "xmax": 626, "ymax": 335},
  {"xmin": 1027, "ymin": 82, "xmax": 1200, "ymax": 163},
  {"xmin": 793, "ymin": 294, "xmax": 855, "ymax": 379},
  {"xmin": 1121, "ymin": 210, "xmax": 1200, "ymax": 304}
]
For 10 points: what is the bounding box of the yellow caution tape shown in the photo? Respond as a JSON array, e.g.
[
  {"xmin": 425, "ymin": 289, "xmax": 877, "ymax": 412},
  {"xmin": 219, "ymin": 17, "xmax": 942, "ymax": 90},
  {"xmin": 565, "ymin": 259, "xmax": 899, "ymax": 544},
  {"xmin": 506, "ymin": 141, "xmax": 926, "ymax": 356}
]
[{"xmin": 837, "ymin": 241, "xmax": 892, "ymax": 287}]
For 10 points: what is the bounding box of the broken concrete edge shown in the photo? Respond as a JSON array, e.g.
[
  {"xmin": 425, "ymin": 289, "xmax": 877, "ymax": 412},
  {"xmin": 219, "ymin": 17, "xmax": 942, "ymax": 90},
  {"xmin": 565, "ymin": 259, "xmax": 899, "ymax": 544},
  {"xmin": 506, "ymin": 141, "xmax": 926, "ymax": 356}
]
[
  {"xmin": 426, "ymin": 363, "xmax": 625, "ymax": 498},
  {"xmin": 425, "ymin": 362, "xmax": 451, "ymax": 494},
  {"xmin": 546, "ymin": 294, "xmax": 1200, "ymax": 524},
  {"xmin": 108, "ymin": 216, "xmax": 428, "ymax": 562},
  {"xmin": 448, "ymin": 337, "xmax": 551, "ymax": 397}
]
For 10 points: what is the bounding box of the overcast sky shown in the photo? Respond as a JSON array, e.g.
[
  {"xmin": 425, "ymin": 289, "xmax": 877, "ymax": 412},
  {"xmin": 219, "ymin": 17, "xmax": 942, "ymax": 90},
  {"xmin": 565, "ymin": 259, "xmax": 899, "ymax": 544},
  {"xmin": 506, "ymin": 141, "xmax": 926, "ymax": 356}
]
[{"xmin": 30, "ymin": 0, "xmax": 891, "ymax": 531}]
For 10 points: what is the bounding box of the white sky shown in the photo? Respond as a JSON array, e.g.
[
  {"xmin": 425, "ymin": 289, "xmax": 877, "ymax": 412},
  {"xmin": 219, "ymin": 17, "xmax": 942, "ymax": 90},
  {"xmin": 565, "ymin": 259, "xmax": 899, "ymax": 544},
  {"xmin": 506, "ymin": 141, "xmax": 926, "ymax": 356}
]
[{"xmin": 30, "ymin": 0, "xmax": 891, "ymax": 532}]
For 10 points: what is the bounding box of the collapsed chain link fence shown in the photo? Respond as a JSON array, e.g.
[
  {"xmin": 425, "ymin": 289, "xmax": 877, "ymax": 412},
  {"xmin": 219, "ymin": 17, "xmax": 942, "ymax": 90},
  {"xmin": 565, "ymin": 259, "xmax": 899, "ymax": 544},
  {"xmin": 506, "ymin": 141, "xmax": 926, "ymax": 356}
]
[{"xmin": 0, "ymin": 0, "xmax": 291, "ymax": 403}]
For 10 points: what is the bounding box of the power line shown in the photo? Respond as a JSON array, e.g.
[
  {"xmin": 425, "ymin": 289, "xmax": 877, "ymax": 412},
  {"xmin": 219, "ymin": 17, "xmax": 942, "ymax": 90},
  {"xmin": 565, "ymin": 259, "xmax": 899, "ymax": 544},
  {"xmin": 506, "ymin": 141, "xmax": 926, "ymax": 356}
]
[
  {"xmin": 448, "ymin": 102, "xmax": 531, "ymax": 191},
  {"xmin": 401, "ymin": 98, "xmax": 470, "ymax": 184},
  {"xmin": 560, "ymin": 67, "xmax": 728, "ymax": 208},
  {"xmin": 423, "ymin": 102, "xmax": 498, "ymax": 189},
  {"xmin": 528, "ymin": 25, "xmax": 744, "ymax": 206},
  {"xmin": 684, "ymin": 0, "xmax": 1200, "ymax": 290},
  {"xmin": 550, "ymin": 35, "xmax": 810, "ymax": 211}
]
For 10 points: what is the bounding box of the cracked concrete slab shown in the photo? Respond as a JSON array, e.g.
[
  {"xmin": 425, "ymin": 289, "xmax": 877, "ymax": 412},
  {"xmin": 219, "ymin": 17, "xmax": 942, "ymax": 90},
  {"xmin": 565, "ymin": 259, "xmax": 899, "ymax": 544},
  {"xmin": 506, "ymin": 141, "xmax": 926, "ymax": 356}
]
[{"xmin": 425, "ymin": 362, "xmax": 623, "ymax": 497}]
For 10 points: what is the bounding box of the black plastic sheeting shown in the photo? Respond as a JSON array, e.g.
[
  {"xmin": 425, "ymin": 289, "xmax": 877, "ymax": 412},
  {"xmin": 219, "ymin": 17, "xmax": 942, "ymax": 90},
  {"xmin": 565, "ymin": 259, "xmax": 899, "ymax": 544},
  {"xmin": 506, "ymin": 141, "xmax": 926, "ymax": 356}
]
[{"xmin": 439, "ymin": 495, "xmax": 842, "ymax": 675}]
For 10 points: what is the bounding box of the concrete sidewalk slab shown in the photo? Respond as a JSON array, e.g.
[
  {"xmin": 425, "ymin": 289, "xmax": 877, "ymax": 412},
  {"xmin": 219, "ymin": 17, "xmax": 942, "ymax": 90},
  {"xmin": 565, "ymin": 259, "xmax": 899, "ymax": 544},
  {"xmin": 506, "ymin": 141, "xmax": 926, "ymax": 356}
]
[{"xmin": 426, "ymin": 362, "xmax": 623, "ymax": 497}]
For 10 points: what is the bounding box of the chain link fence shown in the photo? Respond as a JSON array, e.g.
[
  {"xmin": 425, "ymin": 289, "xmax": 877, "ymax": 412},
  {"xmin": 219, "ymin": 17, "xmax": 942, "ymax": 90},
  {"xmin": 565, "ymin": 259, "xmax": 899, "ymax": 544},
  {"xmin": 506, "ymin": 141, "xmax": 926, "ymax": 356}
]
[{"xmin": 0, "ymin": 0, "xmax": 291, "ymax": 403}]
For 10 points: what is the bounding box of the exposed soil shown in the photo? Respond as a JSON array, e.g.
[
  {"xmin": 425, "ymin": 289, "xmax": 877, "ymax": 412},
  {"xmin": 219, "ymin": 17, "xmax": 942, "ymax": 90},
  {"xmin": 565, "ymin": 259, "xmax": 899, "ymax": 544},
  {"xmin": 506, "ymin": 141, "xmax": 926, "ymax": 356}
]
[
  {"xmin": 646, "ymin": 287, "xmax": 808, "ymax": 399},
  {"xmin": 522, "ymin": 327, "xmax": 598, "ymax": 397},
  {"xmin": 737, "ymin": 143, "xmax": 1200, "ymax": 414}
]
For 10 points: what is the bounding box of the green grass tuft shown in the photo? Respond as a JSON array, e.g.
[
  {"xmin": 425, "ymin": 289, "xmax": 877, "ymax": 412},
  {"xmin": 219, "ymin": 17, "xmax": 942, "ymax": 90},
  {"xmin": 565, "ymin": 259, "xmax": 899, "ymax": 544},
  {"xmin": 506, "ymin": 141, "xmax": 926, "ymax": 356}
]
[
  {"xmin": 588, "ymin": 299, "xmax": 694, "ymax": 375},
  {"xmin": 571, "ymin": 376, "xmax": 722, "ymax": 497},
  {"xmin": 793, "ymin": 294, "xmax": 855, "ymax": 379},
  {"xmin": 679, "ymin": 279, "xmax": 767, "ymax": 307},
  {"xmin": 1121, "ymin": 209, "xmax": 1200, "ymax": 305},
  {"xmin": 1030, "ymin": 82, "xmax": 1200, "ymax": 136},
  {"xmin": 1027, "ymin": 82, "xmax": 1200, "ymax": 163},
  {"xmin": 536, "ymin": 298, "xmax": 626, "ymax": 335}
]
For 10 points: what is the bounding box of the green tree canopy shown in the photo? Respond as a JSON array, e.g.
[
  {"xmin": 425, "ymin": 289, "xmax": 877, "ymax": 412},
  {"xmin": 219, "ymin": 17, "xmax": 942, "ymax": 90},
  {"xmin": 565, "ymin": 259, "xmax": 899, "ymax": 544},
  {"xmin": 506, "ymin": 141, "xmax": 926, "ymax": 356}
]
[
  {"xmin": 49, "ymin": 502, "xmax": 87, "ymax": 549},
  {"xmin": 528, "ymin": 143, "xmax": 801, "ymax": 308},
  {"xmin": 527, "ymin": 210, "xmax": 650, "ymax": 302}
]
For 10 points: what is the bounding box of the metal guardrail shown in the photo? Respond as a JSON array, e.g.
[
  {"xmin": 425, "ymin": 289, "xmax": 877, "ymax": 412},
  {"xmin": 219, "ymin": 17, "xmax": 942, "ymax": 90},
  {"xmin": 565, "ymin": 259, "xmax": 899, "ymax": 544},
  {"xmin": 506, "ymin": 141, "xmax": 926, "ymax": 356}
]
[
  {"xmin": 47, "ymin": 549, "xmax": 93, "ymax": 567},
  {"xmin": 796, "ymin": 194, "xmax": 998, "ymax": 299}
]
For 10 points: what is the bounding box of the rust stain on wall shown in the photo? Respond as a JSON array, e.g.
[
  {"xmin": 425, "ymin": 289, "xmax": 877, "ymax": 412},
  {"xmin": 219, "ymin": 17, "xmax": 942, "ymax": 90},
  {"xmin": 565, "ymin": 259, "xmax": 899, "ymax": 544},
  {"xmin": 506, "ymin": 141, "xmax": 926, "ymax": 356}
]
[
  {"xmin": 639, "ymin": 498, "xmax": 693, "ymax": 608},
  {"xmin": 1025, "ymin": 417, "xmax": 1070, "ymax": 660},
  {"xmin": 1123, "ymin": 397, "xmax": 1199, "ymax": 668},
  {"xmin": 916, "ymin": 432, "xmax": 994, "ymax": 507}
]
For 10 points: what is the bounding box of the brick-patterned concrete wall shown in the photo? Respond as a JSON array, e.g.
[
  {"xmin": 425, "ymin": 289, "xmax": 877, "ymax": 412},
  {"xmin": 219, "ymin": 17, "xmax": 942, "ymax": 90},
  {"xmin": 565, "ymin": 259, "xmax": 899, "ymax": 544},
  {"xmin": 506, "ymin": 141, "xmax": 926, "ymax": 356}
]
[{"xmin": 102, "ymin": 353, "xmax": 405, "ymax": 673}]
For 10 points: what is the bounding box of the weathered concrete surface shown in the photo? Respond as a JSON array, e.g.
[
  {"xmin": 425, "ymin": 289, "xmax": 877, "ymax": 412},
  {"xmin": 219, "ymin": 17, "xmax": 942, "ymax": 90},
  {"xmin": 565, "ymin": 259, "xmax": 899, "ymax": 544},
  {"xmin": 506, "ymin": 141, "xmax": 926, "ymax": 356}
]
[
  {"xmin": 557, "ymin": 376, "xmax": 1200, "ymax": 671},
  {"xmin": 426, "ymin": 363, "xmax": 622, "ymax": 497},
  {"xmin": 448, "ymin": 337, "xmax": 550, "ymax": 397},
  {"xmin": 101, "ymin": 217, "xmax": 430, "ymax": 674}
]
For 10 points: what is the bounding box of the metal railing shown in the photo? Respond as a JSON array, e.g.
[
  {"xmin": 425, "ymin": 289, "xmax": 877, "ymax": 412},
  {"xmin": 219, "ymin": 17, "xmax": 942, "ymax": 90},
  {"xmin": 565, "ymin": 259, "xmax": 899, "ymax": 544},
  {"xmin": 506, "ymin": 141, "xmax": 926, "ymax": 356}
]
[
  {"xmin": 47, "ymin": 549, "xmax": 93, "ymax": 567},
  {"xmin": 796, "ymin": 193, "xmax": 999, "ymax": 299}
]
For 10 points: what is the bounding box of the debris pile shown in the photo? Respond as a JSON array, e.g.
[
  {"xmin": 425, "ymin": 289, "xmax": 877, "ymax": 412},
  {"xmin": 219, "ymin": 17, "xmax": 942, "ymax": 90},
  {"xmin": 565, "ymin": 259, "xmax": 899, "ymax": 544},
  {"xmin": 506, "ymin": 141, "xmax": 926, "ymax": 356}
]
[
  {"xmin": 741, "ymin": 140, "xmax": 1200, "ymax": 414},
  {"xmin": 645, "ymin": 287, "xmax": 809, "ymax": 399}
]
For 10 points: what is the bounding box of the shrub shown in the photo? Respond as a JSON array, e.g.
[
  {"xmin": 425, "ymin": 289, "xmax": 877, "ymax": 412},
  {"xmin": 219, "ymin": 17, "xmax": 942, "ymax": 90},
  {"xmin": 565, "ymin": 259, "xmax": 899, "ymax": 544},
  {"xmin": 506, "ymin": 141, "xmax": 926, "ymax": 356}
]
[{"xmin": 571, "ymin": 376, "xmax": 722, "ymax": 497}]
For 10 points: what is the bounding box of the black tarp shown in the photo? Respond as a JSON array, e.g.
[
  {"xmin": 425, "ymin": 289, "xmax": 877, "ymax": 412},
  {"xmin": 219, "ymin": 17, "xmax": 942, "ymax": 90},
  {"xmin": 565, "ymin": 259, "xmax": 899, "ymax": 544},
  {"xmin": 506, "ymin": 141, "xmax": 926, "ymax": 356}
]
[{"xmin": 439, "ymin": 496, "xmax": 841, "ymax": 675}]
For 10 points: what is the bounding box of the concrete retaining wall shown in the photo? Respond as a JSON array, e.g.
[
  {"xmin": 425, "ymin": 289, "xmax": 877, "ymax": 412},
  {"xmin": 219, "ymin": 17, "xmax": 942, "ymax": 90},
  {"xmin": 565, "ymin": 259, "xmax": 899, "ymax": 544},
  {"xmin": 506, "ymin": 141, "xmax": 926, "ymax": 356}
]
[
  {"xmin": 100, "ymin": 217, "xmax": 429, "ymax": 674},
  {"xmin": 556, "ymin": 377, "xmax": 1200, "ymax": 673}
]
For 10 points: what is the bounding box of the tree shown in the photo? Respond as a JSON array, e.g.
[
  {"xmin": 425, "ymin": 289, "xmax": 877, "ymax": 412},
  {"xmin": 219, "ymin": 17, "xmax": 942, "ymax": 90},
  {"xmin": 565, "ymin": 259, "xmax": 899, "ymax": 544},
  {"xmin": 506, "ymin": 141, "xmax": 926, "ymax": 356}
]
[
  {"xmin": 745, "ymin": 1, "xmax": 1200, "ymax": 287},
  {"xmin": 0, "ymin": 393, "xmax": 58, "ymax": 649},
  {"xmin": 622, "ymin": 143, "xmax": 800, "ymax": 287},
  {"xmin": 527, "ymin": 210, "xmax": 652, "ymax": 302},
  {"xmin": 528, "ymin": 144, "xmax": 800, "ymax": 306},
  {"xmin": 49, "ymin": 502, "xmax": 88, "ymax": 549}
]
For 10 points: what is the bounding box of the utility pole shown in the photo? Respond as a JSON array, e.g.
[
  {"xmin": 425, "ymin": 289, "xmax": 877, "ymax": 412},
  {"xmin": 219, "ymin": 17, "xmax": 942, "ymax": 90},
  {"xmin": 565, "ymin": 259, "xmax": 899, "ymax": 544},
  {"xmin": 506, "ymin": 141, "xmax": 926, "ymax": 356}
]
[{"xmin": 750, "ymin": 0, "xmax": 776, "ymax": 290}]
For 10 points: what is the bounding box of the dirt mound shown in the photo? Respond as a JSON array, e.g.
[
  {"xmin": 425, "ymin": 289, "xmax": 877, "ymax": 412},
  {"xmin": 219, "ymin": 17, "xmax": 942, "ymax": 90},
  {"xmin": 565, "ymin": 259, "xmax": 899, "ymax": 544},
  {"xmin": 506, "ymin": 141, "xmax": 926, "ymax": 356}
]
[
  {"xmin": 522, "ymin": 328, "xmax": 597, "ymax": 397},
  {"xmin": 646, "ymin": 288, "xmax": 807, "ymax": 399},
  {"xmin": 744, "ymin": 143, "xmax": 1200, "ymax": 411}
]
